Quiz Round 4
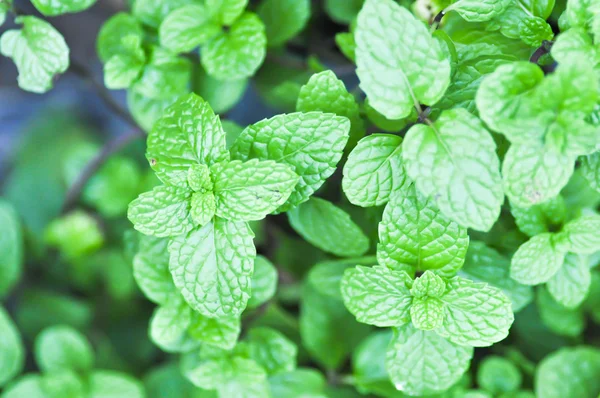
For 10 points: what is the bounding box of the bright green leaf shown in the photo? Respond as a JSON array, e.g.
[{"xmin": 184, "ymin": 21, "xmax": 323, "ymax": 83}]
[
  {"xmin": 510, "ymin": 233, "xmax": 567, "ymax": 285},
  {"xmin": 34, "ymin": 325, "xmax": 94, "ymax": 374},
  {"xmin": 159, "ymin": 4, "xmax": 221, "ymax": 54},
  {"xmin": 410, "ymin": 297, "xmax": 445, "ymax": 331},
  {"xmin": 555, "ymin": 214, "xmax": 600, "ymax": 254},
  {"xmin": 133, "ymin": 236, "xmax": 177, "ymax": 305},
  {"xmin": 188, "ymin": 311, "xmax": 241, "ymax": 350},
  {"xmin": 535, "ymin": 347, "xmax": 600, "ymax": 398},
  {"xmin": 0, "ymin": 307, "xmax": 24, "ymax": 387},
  {"xmin": 149, "ymin": 298, "xmax": 200, "ymax": 353},
  {"xmin": 445, "ymin": 0, "xmax": 511, "ymax": 22},
  {"xmin": 97, "ymin": 13, "xmax": 143, "ymax": 63},
  {"xmin": 246, "ymin": 327, "xmax": 298, "ymax": 375},
  {"xmin": 31, "ymin": 0, "xmax": 96, "ymax": 16},
  {"xmin": 190, "ymin": 192, "xmax": 216, "ymax": 227},
  {"xmin": 258, "ymin": 0, "xmax": 310, "ymax": 47},
  {"xmin": 477, "ymin": 356, "xmax": 522, "ymax": 394},
  {"xmin": 0, "ymin": 200, "xmax": 22, "ymax": 298},
  {"xmin": 206, "ymin": 0, "xmax": 248, "ymax": 26},
  {"xmin": 248, "ymin": 256, "xmax": 278, "ymax": 309},
  {"xmin": 547, "ymin": 254, "xmax": 592, "ymax": 309},
  {"xmin": 89, "ymin": 371, "xmax": 144, "ymax": 398}
]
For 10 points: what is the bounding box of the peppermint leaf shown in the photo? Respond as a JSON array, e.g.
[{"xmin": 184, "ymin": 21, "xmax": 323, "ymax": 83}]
[
  {"xmin": 149, "ymin": 298, "xmax": 200, "ymax": 353},
  {"xmin": 0, "ymin": 307, "xmax": 24, "ymax": 387},
  {"xmin": 461, "ymin": 241, "xmax": 533, "ymax": 312},
  {"xmin": 402, "ymin": 108, "xmax": 504, "ymax": 231},
  {"xmin": 127, "ymin": 185, "xmax": 194, "ymax": 238},
  {"xmin": 31, "ymin": 0, "xmax": 96, "ymax": 16},
  {"xmin": 342, "ymin": 134, "xmax": 406, "ymax": 207},
  {"xmin": 555, "ymin": 214, "xmax": 600, "ymax": 254},
  {"xmin": 168, "ymin": 218, "xmax": 255, "ymax": 317},
  {"xmin": 340, "ymin": 265, "xmax": 412, "ymax": 327},
  {"xmin": 355, "ymin": 0, "xmax": 451, "ymax": 119},
  {"xmin": 410, "ymin": 297, "xmax": 444, "ymax": 331},
  {"xmin": 308, "ymin": 257, "xmax": 377, "ymax": 299},
  {"xmin": 547, "ymin": 254, "xmax": 592, "ymax": 309},
  {"xmin": 0, "ymin": 16, "xmax": 69, "ymax": 93},
  {"xmin": 377, "ymin": 185, "xmax": 469, "ymax": 277},
  {"xmin": 190, "ymin": 192, "xmax": 216, "ymax": 227},
  {"xmin": 103, "ymin": 35, "xmax": 145, "ymax": 90},
  {"xmin": 445, "ymin": 0, "xmax": 511, "ymax": 22},
  {"xmin": 146, "ymin": 93, "xmax": 229, "ymax": 186},
  {"xmin": 133, "ymin": 236, "xmax": 178, "ymax": 305},
  {"xmin": 97, "ymin": 13, "xmax": 144, "ymax": 63},
  {"xmin": 0, "ymin": 200, "xmax": 22, "ymax": 298},
  {"xmin": 477, "ymin": 356, "xmax": 522, "ymax": 394},
  {"xmin": 211, "ymin": 159, "xmax": 299, "ymax": 221},
  {"xmin": 510, "ymin": 196, "xmax": 566, "ymax": 238},
  {"xmin": 268, "ymin": 369, "xmax": 327, "ymax": 398},
  {"xmin": 247, "ymin": 255, "xmax": 278, "ymax": 308},
  {"xmin": 88, "ymin": 371, "xmax": 144, "ymax": 398},
  {"xmin": 188, "ymin": 311, "xmax": 241, "ymax": 350},
  {"xmin": 288, "ymin": 197, "xmax": 369, "ymax": 257},
  {"xmin": 581, "ymin": 151, "xmax": 600, "ymax": 193},
  {"xmin": 246, "ymin": 327, "xmax": 298, "ymax": 375},
  {"xmin": 411, "ymin": 271, "xmax": 446, "ymax": 298},
  {"xmin": 231, "ymin": 112, "xmax": 350, "ymax": 211},
  {"xmin": 536, "ymin": 287, "xmax": 585, "ymax": 337},
  {"xmin": 519, "ymin": 16, "xmax": 554, "ymax": 47},
  {"xmin": 386, "ymin": 323, "xmax": 473, "ymax": 396},
  {"xmin": 133, "ymin": 0, "xmax": 196, "ymax": 28},
  {"xmin": 2, "ymin": 375, "xmax": 46, "ymax": 398},
  {"xmin": 535, "ymin": 347, "xmax": 600, "ymax": 398},
  {"xmin": 297, "ymin": 70, "xmax": 365, "ymax": 150},
  {"xmin": 206, "ymin": 0, "xmax": 248, "ymax": 26},
  {"xmin": 159, "ymin": 4, "xmax": 221, "ymax": 54},
  {"xmin": 325, "ymin": 0, "xmax": 364, "ymax": 24},
  {"xmin": 201, "ymin": 12, "xmax": 267, "ymax": 80},
  {"xmin": 436, "ymin": 277, "xmax": 514, "ymax": 346},
  {"xmin": 34, "ymin": 325, "xmax": 94, "ymax": 374},
  {"xmin": 131, "ymin": 48, "xmax": 191, "ymax": 100},
  {"xmin": 258, "ymin": 0, "xmax": 310, "ymax": 47},
  {"xmin": 510, "ymin": 233, "xmax": 567, "ymax": 285}
]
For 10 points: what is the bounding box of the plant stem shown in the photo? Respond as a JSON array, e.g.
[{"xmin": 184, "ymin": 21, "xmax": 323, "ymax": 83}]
[
  {"xmin": 61, "ymin": 128, "xmax": 145, "ymax": 214},
  {"xmin": 530, "ymin": 40, "xmax": 554, "ymax": 64}
]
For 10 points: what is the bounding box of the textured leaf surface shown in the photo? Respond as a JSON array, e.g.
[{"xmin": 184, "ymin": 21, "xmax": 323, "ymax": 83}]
[
  {"xmin": 436, "ymin": 277, "xmax": 514, "ymax": 346},
  {"xmin": 519, "ymin": 16, "xmax": 554, "ymax": 47},
  {"xmin": 34, "ymin": 325, "xmax": 94, "ymax": 373},
  {"xmin": 190, "ymin": 192, "xmax": 216, "ymax": 227},
  {"xmin": 147, "ymin": 93, "xmax": 228, "ymax": 186},
  {"xmin": 288, "ymin": 197, "xmax": 369, "ymax": 257},
  {"xmin": 547, "ymin": 254, "xmax": 591, "ymax": 309},
  {"xmin": 247, "ymin": 255, "xmax": 277, "ymax": 308},
  {"xmin": 133, "ymin": 0, "xmax": 196, "ymax": 28},
  {"xmin": 133, "ymin": 236, "xmax": 177, "ymax": 305},
  {"xmin": 211, "ymin": 159, "xmax": 298, "ymax": 221},
  {"xmin": 188, "ymin": 312, "xmax": 240, "ymax": 350},
  {"xmin": 535, "ymin": 347, "xmax": 600, "ymax": 398},
  {"xmin": 231, "ymin": 112, "xmax": 350, "ymax": 211},
  {"xmin": 403, "ymin": 108, "xmax": 503, "ymax": 231},
  {"xmin": 246, "ymin": 327, "xmax": 298, "ymax": 375},
  {"xmin": 149, "ymin": 298, "xmax": 199, "ymax": 353},
  {"xmin": 377, "ymin": 185, "xmax": 469, "ymax": 277},
  {"xmin": 103, "ymin": 36, "xmax": 145, "ymax": 89},
  {"xmin": 446, "ymin": 0, "xmax": 511, "ymax": 22},
  {"xmin": 0, "ymin": 16, "xmax": 69, "ymax": 93},
  {"xmin": 128, "ymin": 185, "xmax": 193, "ymax": 238},
  {"xmin": 206, "ymin": 0, "xmax": 248, "ymax": 25},
  {"xmin": 342, "ymin": 134, "xmax": 405, "ymax": 207},
  {"xmin": 159, "ymin": 4, "xmax": 221, "ymax": 54},
  {"xmin": 0, "ymin": 200, "xmax": 22, "ymax": 298},
  {"xmin": 410, "ymin": 297, "xmax": 444, "ymax": 331},
  {"xmin": 510, "ymin": 233, "xmax": 567, "ymax": 285},
  {"xmin": 341, "ymin": 265, "xmax": 412, "ymax": 327},
  {"xmin": 386, "ymin": 323, "xmax": 473, "ymax": 396},
  {"xmin": 411, "ymin": 271, "xmax": 446, "ymax": 298},
  {"xmin": 308, "ymin": 257, "xmax": 376, "ymax": 299},
  {"xmin": 0, "ymin": 307, "xmax": 24, "ymax": 387},
  {"xmin": 537, "ymin": 287, "xmax": 585, "ymax": 337},
  {"xmin": 268, "ymin": 368, "xmax": 326, "ymax": 398},
  {"xmin": 355, "ymin": 0, "xmax": 451, "ymax": 119},
  {"xmin": 202, "ymin": 13, "xmax": 266, "ymax": 80},
  {"xmin": 31, "ymin": 0, "xmax": 96, "ymax": 16},
  {"xmin": 169, "ymin": 219, "xmax": 255, "ymax": 317},
  {"xmin": 510, "ymin": 196, "xmax": 566, "ymax": 238},
  {"xmin": 556, "ymin": 214, "xmax": 600, "ymax": 254},
  {"xmin": 258, "ymin": 0, "xmax": 310, "ymax": 47},
  {"xmin": 581, "ymin": 152, "xmax": 600, "ymax": 193},
  {"xmin": 97, "ymin": 13, "xmax": 144, "ymax": 63}
]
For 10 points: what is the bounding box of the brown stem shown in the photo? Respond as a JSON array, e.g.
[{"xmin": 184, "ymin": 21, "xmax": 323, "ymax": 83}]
[
  {"xmin": 530, "ymin": 40, "xmax": 554, "ymax": 64},
  {"xmin": 61, "ymin": 128, "xmax": 145, "ymax": 214}
]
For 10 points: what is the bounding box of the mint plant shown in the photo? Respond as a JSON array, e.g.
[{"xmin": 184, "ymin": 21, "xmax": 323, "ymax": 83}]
[{"xmin": 2, "ymin": 0, "xmax": 600, "ymax": 397}]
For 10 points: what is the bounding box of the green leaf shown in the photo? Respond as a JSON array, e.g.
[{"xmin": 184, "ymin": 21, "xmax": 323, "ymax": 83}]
[
  {"xmin": 403, "ymin": 108, "xmax": 503, "ymax": 231},
  {"xmin": 169, "ymin": 218, "xmax": 256, "ymax": 317},
  {"xmin": 551, "ymin": 28, "xmax": 600, "ymax": 66},
  {"xmin": 510, "ymin": 196, "xmax": 566, "ymax": 238},
  {"xmin": 0, "ymin": 200, "xmax": 22, "ymax": 298},
  {"xmin": 535, "ymin": 347, "xmax": 600, "ymax": 398},
  {"xmin": 0, "ymin": 1, "xmax": 10, "ymax": 27},
  {"xmin": 45, "ymin": 211, "xmax": 103, "ymax": 259},
  {"xmin": 477, "ymin": 356, "xmax": 522, "ymax": 394},
  {"xmin": 188, "ymin": 311, "xmax": 241, "ymax": 350},
  {"xmin": 325, "ymin": 0, "xmax": 364, "ymax": 24},
  {"xmin": 355, "ymin": 0, "xmax": 451, "ymax": 119},
  {"xmin": 0, "ymin": 307, "xmax": 24, "ymax": 387},
  {"xmin": 103, "ymin": 35, "xmax": 145, "ymax": 90},
  {"xmin": 133, "ymin": 236, "xmax": 177, "ymax": 305},
  {"xmin": 206, "ymin": 0, "xmax": 248, "ymax": 26},
  {"xmin": 147, "ymin": 93, "xmax": 229, "ymax": 186},
  {"xmin": 131, "ymin": 48, "xmax": 191, "ymax": 100},
  {"xmin": 547, "ymin": 254, "xmax": 592, "ymax": 309},
  {"xmin": 342, "ymin": 134, "xmax": 406, "ymax": 207},
  {"xmin": 445, "ymin": 0, "xmax": 511, "ymax": 22},
  {"xmin": 41, "ymin": 370, "xmax": 86, "ymax": 398},
  {"xmin": 352, "ymin": 331, "xmax": 398, "ymax": 396},
  {"xmin": 0, "ymin": 16, "xmax": 69, "ymax": 93},
  {"xmin": 128, "ymin": 185, "xmax": 194, "ymax": 238},
  {"xmin": 341, "ymin": 265, "xmax": 412, "ymax": 327},
  {"xmin": 89, "ymin": 371, "xmax": 144, "ymax": 398},
  {"xmin": 565, "ymin": 0, "xmax": 600, "ymax": 29},
  {"xmin": 202, "ymin": 12, "xmax": 266, "ymax": 80},
  {"xmin": 97, "ymin": 13, "xmax": 143, "ymax": 63},
  {"xmin": 581, "ymin": 151, "xmax": 600, "ymax": 193},
  {"xmin": 231, "ymin": 112, "xmax": 350, "ymax": 211},
  {"xmin": 335, "ymin": 32, "xmax": 356, "ymax": 62},
  {"xmin": 410, "ymin": 297, "xmax": 445, "ymax": 331},
  {"xmin": 31, "ymin": 0, "xmax": 96, "ymax": 16},
  {"xmin": 288, "ymin": 197, "xmax": 369, "ymax": 257},
  {"xmin": 149, "ymin": 298, "xmax": 200, "ymax": 353},
  {"xmin": 159, "ymin": 4, "xmax": 221, "ymax": 54},
  {"xmin": 246, "ymin": 327, "xmax": 298, "ymax": 375},
  {"xmin": 461, "ymin": 241, "xmax": 533, "ymax": 312},
  {"xmin": 258, "ymin": 0, "xmax": 310, "ymax": 47},
  {"xmin": 127, "ymin": 90, "xmax": 177, "ymax": 132},
  {"xmin": 555, "ymin": 214, "xmax": 600, "ymax": 254},
  {"xmin": 297, "ymin": 70, "xmax": 365, "ymax": 150},
  {"xmin": 511, "ymin": 233, "xmax": 567, "ymax": 285},
  {"xmin": 436, "ymin": 277, "xmax": 514, "ymax": 346},
  {"xmin": 536, "ymin": 287, "xmax": 585, "ymax": 337},
  {"xmin": 190, "ymin": 192, "xmax": 216, "ymax": 227},
  {"xmin": 248, "ymin": 255, "xmax": 278, "ymax": 309},
  {"xmin": 308, "ymin": 257, "xmax": 377, "ymax": 299},
  {"xmin": 377, "ymin": 185, "xmax": 469, "ymax": 277},
  {"xmin": 519, "ymin": 16, "xmax": 554, "ymax": 47},
  {"xmin": 34, "ymin": 325, "xmax": 94, "ymax": 374},
  {"xmin": 211, "ymin": 159, "xmax": 299, "ymax": 221},
  {"xmin": 386, "ymin": 323, "xmax": 473, "ymax": 396},
  {"xmin": 502, "ymin": 143, "xmax": 576, "ymax": 208},
  {"xmin": 133, "ymin": 0, "xmax": 196, "ymax": 28},
  {"xmin": 2, "ymin": 375, "xmax": 47, "ymax": 398},
  {"xmin": 193, "ymin": 67, "xmax": 249, "ymax": 115},
  {"xmin": 411, "ymin": 271, "xmax": 446, "ymax": 298},
  {"xmin": 268, "ymin": 368, "xmax": 327, "ymax": 398}
]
